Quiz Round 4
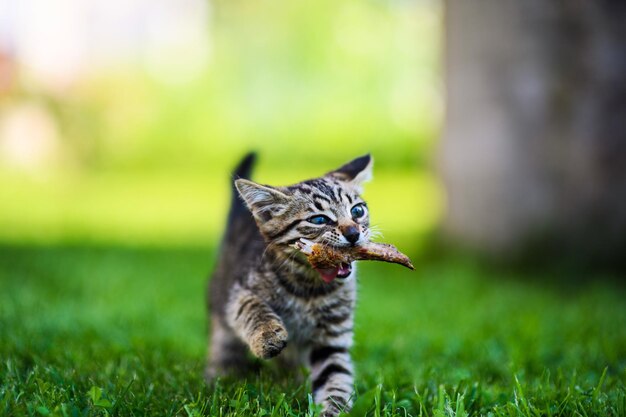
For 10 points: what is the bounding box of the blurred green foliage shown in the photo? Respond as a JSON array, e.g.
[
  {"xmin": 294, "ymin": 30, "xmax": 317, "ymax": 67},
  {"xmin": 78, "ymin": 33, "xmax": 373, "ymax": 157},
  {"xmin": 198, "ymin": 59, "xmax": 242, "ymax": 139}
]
[
  {"xmin": 0, "ymin": 170, "xmax": 442, "ymax": 247},
  {"xmin": 0, "ymin": 0, "xmax": 442, "ymax": 246}
]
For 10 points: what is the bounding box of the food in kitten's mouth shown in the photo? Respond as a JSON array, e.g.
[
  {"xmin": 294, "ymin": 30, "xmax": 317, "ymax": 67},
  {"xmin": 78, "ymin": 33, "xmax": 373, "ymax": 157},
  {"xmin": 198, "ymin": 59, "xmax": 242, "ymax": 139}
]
[{"xmin": 293, "ymin": 238, "xmax": 414, "ymax": 283}]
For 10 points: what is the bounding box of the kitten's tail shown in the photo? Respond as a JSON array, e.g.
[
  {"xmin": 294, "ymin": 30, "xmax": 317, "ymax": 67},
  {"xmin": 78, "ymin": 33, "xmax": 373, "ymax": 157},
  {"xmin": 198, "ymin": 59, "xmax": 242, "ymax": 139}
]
[
  {"xmin": 228, "ymin": 151, "xmax": 257, "ymax": 223},
  {"xmin": 209, "ymin": 152, "xmax": 259, "ymax": 316},
  {"xmin": 232, "ymin": 151, "xmax": 256, "ymax": 181}
]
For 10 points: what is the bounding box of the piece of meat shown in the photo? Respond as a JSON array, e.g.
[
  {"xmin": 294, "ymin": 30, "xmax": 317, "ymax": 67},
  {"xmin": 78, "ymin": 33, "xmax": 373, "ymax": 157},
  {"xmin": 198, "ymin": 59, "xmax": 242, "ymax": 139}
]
[{"xmin": 293, "ymin": 238, "xmax": 414, "ymax": 271}]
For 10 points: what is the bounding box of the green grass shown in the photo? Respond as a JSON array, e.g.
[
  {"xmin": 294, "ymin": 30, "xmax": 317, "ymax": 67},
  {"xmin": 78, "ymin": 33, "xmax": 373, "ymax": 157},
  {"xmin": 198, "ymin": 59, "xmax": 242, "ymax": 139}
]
[{"xmin": 1, "ymin": 244, "xmax": 625, "ymax": 416}]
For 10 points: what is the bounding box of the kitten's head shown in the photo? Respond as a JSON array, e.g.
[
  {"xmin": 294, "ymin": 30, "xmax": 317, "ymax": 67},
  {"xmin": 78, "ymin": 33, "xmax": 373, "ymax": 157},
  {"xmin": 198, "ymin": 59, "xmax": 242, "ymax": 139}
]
[{"xmin": 235, "ymin": 154, "xmax": 373, "ymax": 278}]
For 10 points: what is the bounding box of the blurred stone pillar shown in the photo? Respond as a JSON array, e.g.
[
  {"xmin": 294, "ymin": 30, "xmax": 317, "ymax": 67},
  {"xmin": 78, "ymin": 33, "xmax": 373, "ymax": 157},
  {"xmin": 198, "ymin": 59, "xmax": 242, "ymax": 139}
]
[{"xmin": 441, "ymin": 0, "xmax": 626, "ymax": 264}]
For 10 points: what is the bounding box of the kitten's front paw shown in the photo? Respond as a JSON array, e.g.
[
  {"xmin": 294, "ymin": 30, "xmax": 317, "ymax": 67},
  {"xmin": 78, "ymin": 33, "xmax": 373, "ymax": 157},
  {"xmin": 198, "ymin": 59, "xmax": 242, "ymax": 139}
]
[{"xmin": 250, "ymin": 321, "xmax": 288, "ymax": 359}]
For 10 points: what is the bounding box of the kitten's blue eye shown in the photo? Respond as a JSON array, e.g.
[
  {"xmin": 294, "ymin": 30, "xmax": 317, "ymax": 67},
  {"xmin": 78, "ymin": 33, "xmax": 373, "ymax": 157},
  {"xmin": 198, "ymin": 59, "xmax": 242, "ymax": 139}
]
[
  {"xmin": 308, "ymin": 215, "xmax": 331, "ymax": 225},
  {"xmin": 351, "ymin": 204, "xmax": 366, "ymax": 219}
]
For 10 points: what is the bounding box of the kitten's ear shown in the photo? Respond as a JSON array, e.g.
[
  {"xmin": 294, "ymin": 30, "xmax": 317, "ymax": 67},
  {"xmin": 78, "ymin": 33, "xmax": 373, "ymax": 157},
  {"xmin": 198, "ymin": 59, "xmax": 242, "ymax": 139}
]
[
  {"xmin": 327, "ymin": 154, "xmax": 373, "ymax": 191},
  {"xmin": 235, "ymin": 179, "xmax": 290, "ymax": 220}
]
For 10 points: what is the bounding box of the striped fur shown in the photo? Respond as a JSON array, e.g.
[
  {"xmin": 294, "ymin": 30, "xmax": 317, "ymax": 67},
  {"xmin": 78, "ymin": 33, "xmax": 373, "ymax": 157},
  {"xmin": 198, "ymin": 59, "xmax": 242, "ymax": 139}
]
[{"xmin": 207, "ymin": 154, "xmax": 373, "ymax": 416}]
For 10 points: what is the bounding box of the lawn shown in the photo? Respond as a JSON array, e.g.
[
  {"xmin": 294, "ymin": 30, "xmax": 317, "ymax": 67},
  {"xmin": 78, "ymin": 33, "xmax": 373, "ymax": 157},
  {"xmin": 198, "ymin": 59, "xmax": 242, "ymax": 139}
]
[{"xmin": 1, "ymin": 243, "xmax": 625, "ymax": 416}]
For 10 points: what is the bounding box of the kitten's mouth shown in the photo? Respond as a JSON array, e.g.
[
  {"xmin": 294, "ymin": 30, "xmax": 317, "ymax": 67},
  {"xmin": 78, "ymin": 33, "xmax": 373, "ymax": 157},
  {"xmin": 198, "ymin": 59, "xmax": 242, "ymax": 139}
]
[{"xmin": 315, "ymin": 262, "xmax": 352, "ymax": 283}]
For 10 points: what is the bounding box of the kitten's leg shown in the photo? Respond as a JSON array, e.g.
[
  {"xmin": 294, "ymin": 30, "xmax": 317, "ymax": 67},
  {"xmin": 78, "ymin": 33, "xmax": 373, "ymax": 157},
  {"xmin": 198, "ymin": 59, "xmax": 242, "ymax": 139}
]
[
  {"xmin": 226, "ymin": 289, "xmax": 288, "ymax": 359},
  {"xmin": 205, "ymin": 316, "xmax": 254, "ymax": 380},
  {"xmin": 310, "ymin": 338, "xmax": 355, "ymax": 416}
]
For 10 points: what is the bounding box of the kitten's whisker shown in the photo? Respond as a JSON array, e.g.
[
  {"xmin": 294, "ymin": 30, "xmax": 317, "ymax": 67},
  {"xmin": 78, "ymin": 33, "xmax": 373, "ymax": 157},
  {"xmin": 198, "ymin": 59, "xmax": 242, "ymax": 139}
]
[
  {"xmin": 275, "ymin": 252, "xmax": 295, "ymax": 274},
  {"xmin": 367, "ymin": 224, "xmax": 385, "ymax": 240},
  {"xmin": 272, "ymin": 244, "xmax": 305, "ymax": 275},
  {"xmin": 368, "ymin": 230, "xmax": 383, "ymax": 239}
]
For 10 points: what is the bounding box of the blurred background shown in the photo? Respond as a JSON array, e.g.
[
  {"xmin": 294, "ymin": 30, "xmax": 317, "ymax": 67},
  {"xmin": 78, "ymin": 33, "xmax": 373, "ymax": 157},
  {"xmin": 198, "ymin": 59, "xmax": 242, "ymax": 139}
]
[
  {"xmin": 0, "ymin": 0, "xmax": 442, "ymax": 249},
  {"xmin": 2, "ymin": 0, "xmax": 624, "ymax": 265},
  {"xmin": 1, "ymin": 1, "xmax": 626, "ymax": 414}
]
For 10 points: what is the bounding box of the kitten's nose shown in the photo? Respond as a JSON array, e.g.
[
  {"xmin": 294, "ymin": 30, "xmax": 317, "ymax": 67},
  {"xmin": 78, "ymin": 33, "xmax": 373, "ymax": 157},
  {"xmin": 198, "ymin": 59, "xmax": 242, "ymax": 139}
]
[{"xmin": 342, "ymin": 225, "xmax": 360, "ymax": 245}]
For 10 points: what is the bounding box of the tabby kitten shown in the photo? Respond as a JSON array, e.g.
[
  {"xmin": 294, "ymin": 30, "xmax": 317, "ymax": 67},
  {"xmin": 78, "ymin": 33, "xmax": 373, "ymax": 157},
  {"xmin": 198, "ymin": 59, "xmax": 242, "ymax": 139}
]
[{"xmin": 207, "ymin": 153, "xmax": 374, "ymax": 416}]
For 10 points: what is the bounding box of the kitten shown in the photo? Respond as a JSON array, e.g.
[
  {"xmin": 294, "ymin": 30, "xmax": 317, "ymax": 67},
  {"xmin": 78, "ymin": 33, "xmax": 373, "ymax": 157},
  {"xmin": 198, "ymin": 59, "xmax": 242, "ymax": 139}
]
[{"xmin": 207, "ymin": 153, "xmax": 373, "ymax": 416}]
